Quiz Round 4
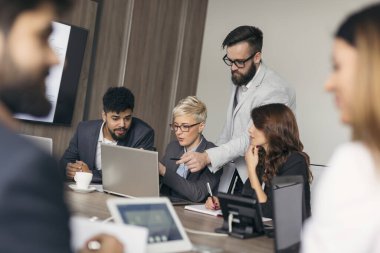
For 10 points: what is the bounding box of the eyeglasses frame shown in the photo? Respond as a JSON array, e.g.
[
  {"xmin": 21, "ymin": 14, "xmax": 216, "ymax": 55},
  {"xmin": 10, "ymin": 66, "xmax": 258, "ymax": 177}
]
[
  {"xmin": 222, "ymin": 51, "xmax": 259, "ymax": 68},
  {"xmin": 169, "ymin": 122, "xmax": 202, "ymax": 132}
]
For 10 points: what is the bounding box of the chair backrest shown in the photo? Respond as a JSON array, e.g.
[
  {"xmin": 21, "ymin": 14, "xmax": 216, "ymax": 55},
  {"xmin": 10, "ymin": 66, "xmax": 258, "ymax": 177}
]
[
  {"xmin": 217, "ymin": 162, "xmax": 237, "ymax": 193},
  {"xmin": 21, "ymin": 134, "xmax": 53, "ymax": 155},
  {"xmin": 272, "ymin": 175, "xmax": 305, "ymax": 253}
]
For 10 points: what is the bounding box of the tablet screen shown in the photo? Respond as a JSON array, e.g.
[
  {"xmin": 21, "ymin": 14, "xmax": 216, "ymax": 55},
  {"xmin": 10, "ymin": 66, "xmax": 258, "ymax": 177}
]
[{"xmin": 116, "ymin": 203, "xmax": 183, "ymax": 244}]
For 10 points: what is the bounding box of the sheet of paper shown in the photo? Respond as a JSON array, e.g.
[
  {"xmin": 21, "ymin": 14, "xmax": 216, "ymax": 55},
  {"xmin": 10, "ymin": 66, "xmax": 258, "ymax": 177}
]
[
  {"xmin": 70, "ymin": 216, "xmax": 148, "ymax": 253},
  {"xmin": 185, "ymin": 204, "xmax": 273, "ymax": 223},
  {"xmin": 184, "ymin": 204, "xmax": 222, "ymax": 217}
]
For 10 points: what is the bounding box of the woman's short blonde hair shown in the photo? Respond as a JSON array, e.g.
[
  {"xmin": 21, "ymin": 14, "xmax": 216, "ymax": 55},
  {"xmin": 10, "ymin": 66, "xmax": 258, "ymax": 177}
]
[{"xmin": 172, "ymin": 96, "xmax": 207, "ymax": 123}]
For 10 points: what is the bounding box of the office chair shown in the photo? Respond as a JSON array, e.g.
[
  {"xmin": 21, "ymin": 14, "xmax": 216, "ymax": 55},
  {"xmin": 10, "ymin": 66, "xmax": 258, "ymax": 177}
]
[{"xmin": 272, "ymin": 175, "xmax": 306, "ymax": 253}]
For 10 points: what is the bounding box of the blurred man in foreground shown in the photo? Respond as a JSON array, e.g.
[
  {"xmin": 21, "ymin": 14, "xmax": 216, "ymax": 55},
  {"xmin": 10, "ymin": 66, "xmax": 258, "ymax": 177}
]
[{"xmin": 0, "ymin": 0, "xmax": 122, "ymax": 252}]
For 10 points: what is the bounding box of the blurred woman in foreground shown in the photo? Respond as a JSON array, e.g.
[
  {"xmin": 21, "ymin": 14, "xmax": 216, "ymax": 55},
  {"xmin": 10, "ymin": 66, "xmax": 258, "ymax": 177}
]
[{"xmin": 302, "ymin": 4, "xmax": 380, "ymax": 252}]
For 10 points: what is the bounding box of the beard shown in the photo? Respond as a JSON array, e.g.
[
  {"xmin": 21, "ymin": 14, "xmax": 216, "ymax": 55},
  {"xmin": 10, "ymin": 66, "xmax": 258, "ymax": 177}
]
[
  {"xmin": 0, "ymin": 49, "xmax": 51, "ymax": 117},
  {"xmin": 107, "ymin": 126, "xmax": 128, "ymax": 141},
  {"xmin": 231, "ymin": 63, "xmax": 257, "ymax": 86}
]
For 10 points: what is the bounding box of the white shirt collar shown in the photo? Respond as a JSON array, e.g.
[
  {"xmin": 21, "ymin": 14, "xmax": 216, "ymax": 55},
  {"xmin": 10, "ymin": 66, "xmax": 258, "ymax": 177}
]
[{"xmin": 98, "ymin": 122, "xmax": 117, "ymax": 144}]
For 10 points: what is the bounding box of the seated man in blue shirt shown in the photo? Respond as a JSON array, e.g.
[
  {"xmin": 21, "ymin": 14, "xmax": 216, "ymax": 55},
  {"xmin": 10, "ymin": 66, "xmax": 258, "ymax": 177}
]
[{"xmin": 60, "ymin": 86, "xmax": 155, "ymax": 183}]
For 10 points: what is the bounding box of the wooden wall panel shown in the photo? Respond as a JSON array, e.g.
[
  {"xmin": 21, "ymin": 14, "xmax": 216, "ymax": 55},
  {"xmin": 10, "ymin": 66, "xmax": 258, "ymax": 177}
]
[
  {"xmin": 171, "ymin": 0, "xmax": 209, "ymax": 146},
  {"xmin": 176, "ymin": 0, "xmax": 208, "ymax": 100},
  {"xmin": 19, "ymin": 0, "xmax": 98, "ymax": 158},
  {"xmin": 85, "ymin": 0, "xmax": 133, "ymax": 120},
  {"xmin": 123, "ymin": 0, "xmax": 184, "ymax": 153}
]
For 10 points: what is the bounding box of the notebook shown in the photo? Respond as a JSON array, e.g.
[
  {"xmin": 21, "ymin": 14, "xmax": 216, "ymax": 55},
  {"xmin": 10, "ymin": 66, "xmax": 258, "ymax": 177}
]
[{"xmin": 101, "ymin": 143, "xmax": 159, "ymax": 198}]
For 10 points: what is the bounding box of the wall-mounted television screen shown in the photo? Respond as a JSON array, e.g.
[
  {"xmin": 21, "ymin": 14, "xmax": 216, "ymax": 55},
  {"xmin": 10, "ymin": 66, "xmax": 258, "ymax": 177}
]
[{"xmin": 15, "ymin": 21, "xmax": 88, "ymax": 125}]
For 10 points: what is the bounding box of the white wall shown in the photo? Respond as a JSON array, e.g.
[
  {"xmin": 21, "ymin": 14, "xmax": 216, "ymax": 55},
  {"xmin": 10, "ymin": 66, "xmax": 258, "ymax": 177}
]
[{"xmin": 197, "ymin": 0, "xmax": 376, "ymax": 165}]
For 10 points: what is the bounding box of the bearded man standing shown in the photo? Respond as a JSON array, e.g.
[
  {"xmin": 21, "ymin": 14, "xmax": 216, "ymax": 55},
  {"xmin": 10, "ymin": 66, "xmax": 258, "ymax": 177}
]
[{"xmin": 179, "ymin": 26, "xmax": 296, "ymax": 192}]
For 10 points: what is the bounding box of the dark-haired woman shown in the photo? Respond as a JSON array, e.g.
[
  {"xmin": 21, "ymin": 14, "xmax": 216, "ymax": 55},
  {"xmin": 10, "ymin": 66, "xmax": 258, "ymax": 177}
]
[
  {"xmin": 243, "ymin": 103, "xmax": 311, "ymax": 218},
  {"xmin": 205, "ymin": 103, "xmax": 311, "ymax": 219}
]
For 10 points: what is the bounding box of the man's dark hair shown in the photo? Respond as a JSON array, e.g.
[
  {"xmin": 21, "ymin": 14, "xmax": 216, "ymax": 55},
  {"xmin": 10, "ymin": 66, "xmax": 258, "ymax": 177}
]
[
  {"xmin": 103, "ymin": 87, "xmax": 135, "ymax": 113},
  {"xmin": 0, "ymin": 0, "xmax": 72, "ymax": 33},
  {"xmin": 222, "ymin": 26, "xmax": 263, "ymax": 54}
]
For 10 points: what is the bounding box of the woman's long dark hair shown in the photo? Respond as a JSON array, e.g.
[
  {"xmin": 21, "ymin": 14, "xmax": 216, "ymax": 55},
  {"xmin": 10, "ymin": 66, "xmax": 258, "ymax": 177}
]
[{"xmin": 251, "ymin": 103, "xmax": 312, "ymax": 184}]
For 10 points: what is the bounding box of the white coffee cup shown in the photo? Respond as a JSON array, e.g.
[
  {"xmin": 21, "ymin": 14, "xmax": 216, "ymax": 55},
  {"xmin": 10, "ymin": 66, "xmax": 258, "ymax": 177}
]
[{"xmin": 74, "ymin": 172, "xmax": 93, "ymax": 190}]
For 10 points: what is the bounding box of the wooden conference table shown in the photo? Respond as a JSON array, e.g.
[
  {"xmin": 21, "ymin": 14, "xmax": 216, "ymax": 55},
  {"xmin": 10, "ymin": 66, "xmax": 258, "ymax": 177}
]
[{"xmin": 65, "ymin": 185, "xmax": 274, "ymax": 253}]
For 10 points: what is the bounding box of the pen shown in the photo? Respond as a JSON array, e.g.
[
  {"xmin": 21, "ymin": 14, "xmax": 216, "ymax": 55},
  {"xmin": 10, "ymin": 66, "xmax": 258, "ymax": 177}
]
[
  {"xmin": 170, "ymin": 157, "xmax": 181, "ymax": 161},
  {"xmin": 206, "ymin": 182, "xmax": 216, "ymax": 207}
]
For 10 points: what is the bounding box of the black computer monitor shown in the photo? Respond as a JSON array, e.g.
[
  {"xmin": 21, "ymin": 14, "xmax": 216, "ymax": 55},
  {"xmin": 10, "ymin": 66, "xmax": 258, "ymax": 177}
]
[{"xmin": 215, "ymin": 192, "xmax": 264, "ymax": 239}]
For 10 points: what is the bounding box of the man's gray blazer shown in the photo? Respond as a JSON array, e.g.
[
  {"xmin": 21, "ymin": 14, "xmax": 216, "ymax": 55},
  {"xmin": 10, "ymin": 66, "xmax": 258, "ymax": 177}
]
[{"xmin": 207, "ymin": 63, "xmax": 296, "ymax": 182}]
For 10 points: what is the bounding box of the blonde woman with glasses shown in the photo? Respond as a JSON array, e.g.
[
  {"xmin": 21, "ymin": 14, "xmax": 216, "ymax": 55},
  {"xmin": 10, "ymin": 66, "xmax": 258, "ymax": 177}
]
[
  {"xmin": 159, "ymin": 96, "xmax": 222, "ymax": 203},
  {"xmin": 302, "ymin": 3, "xmax": 380, "ymax": 252}
]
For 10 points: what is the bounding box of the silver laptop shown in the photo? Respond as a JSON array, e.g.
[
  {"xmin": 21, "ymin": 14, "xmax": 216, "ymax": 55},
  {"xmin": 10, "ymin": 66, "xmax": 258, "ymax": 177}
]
[
  {"xmin": 101, "ymin": 143, "xmax": 159, "ymax": 198},
  {"xmin": 21, "ymin": 134, "xmax": 53, "ymax": 155}
]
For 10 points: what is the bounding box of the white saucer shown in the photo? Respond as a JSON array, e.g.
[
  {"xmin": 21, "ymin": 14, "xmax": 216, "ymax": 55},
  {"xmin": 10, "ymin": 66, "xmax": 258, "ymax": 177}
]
[{"xmin": 69, "ymin": 184, "xmax": 96, "ymax": 193}]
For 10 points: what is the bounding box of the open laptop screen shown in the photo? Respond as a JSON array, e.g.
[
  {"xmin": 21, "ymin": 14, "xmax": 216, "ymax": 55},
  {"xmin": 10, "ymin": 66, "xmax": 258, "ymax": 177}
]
[{"xmin": 101, "ymin": 144, "xmax": 159, "ymax": 197}]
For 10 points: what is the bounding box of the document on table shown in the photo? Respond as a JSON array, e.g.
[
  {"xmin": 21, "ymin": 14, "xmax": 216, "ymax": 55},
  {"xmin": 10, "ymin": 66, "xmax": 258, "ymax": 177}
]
[
  {"xmin": 184, "ymin": 204, "xmax": 273, "ymax": 223},
  {"xmin": 184, "ymin": 204, "xmax": 222, "ymax": 217},
  {"xmin": 70, "ymin": 216, "xmax": 148, "ymax": 253}
]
